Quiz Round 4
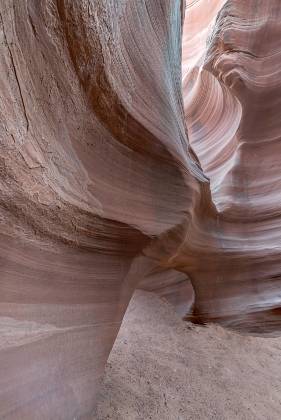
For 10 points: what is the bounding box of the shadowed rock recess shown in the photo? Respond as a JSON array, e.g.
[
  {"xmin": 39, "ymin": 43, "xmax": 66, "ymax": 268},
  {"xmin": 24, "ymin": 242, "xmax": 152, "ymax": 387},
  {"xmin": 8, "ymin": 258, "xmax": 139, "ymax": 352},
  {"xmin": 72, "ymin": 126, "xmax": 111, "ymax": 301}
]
[{"xmin": 0, "ymin": 0, "xmax": 281, "ymax": 417}]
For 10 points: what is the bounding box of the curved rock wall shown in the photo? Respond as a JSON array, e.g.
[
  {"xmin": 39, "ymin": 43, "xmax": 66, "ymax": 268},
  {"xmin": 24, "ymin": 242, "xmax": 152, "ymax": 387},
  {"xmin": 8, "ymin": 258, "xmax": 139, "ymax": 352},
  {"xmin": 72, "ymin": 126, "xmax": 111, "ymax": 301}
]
[
  {"xmin": 181, "ymin": 0, "xmax": 281, "ymax": 332},
  {"xmin": 0, "ymin": 0, "xmax": 197, "ymax": 417},
  {"xmin": 0, "ymin": 0, "xmax": 281, "ymax": 417}
]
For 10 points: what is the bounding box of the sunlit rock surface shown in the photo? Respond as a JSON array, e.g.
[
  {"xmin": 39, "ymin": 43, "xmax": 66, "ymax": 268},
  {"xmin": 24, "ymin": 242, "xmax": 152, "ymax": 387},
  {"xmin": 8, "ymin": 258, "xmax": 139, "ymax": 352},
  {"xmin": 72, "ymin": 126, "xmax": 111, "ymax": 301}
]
[
  {"xmin": 182, "ymin": 0, "xmax": 281, "ymax": 331},
  {"xmin": 0, "ymin": 0, "xmax": 281, "ymax": 417}
]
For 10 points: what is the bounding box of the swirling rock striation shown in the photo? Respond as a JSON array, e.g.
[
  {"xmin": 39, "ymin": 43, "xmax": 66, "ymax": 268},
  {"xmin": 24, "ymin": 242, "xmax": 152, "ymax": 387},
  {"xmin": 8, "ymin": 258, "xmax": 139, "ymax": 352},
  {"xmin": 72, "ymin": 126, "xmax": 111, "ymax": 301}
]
[
  {"xmin": 0, "ymin": 0, "xmax": 281, "ymax": 417},
  {"xmin": 181, "ymin": 0, "xmax": 281, "ymax": 332}
]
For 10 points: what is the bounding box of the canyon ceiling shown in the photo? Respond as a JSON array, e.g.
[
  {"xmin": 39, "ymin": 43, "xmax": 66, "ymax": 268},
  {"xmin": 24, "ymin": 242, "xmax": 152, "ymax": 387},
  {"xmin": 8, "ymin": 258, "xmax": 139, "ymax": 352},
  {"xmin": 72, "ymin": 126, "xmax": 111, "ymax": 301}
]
[{"xmin": 1, "ymin": 0, "xmax": 281, "ymax": 418}]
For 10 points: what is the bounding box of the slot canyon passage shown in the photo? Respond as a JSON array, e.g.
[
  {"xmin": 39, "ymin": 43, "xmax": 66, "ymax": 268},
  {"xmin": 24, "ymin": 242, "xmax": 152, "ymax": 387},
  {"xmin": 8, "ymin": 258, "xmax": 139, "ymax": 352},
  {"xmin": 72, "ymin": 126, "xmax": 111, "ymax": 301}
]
[{"xmin": 1, "ymin": 0, "xmax": 281, "ymax": 418}]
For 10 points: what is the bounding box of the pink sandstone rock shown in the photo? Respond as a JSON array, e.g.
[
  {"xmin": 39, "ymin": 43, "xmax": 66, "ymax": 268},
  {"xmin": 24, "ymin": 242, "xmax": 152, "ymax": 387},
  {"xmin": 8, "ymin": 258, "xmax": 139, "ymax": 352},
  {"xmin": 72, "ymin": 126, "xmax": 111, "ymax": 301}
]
[{"xmin": 0, "ymin": 0, "xmax": 280, "ymax": 417}]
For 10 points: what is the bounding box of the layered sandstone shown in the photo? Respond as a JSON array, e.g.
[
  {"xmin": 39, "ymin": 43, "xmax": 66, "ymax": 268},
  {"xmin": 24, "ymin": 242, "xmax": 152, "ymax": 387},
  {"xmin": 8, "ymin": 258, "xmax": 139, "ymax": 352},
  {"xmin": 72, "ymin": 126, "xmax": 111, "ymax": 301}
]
[{"xmin": 0, "ymin": 0, "xmax": 280, "ymax": 418}]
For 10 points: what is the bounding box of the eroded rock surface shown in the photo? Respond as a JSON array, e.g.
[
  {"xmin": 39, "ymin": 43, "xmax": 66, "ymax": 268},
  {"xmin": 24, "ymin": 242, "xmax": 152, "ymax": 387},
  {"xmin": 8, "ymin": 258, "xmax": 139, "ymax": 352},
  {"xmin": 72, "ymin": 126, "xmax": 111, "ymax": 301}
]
[
  {"xmin": 0, "ymin": 0, "xmax": 281, "ymax": 417},
  {"xmin": 182, "ymin": 0, "xmax": 281, "ymax": 331}
]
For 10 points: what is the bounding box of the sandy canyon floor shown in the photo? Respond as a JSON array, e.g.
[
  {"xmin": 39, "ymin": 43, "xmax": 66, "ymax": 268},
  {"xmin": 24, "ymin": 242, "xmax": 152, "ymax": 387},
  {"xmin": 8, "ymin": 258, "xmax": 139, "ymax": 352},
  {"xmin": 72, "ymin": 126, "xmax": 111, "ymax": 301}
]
[{"xmin": 95, "ymin": 291, "xmax": 281, "ymax": 420}]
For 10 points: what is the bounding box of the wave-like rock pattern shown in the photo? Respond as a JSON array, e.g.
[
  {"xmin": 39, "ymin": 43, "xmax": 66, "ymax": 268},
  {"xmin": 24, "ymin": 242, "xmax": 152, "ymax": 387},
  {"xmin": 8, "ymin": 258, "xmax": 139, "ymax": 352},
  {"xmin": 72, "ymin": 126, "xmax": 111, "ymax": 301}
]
[
  {"xmin": 0, "ymin": 0, "xmax": 281, "ymax": 417},
  {"xmin": 181, "ymin": 0, "xmax": 281, "ymax": 333}
]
